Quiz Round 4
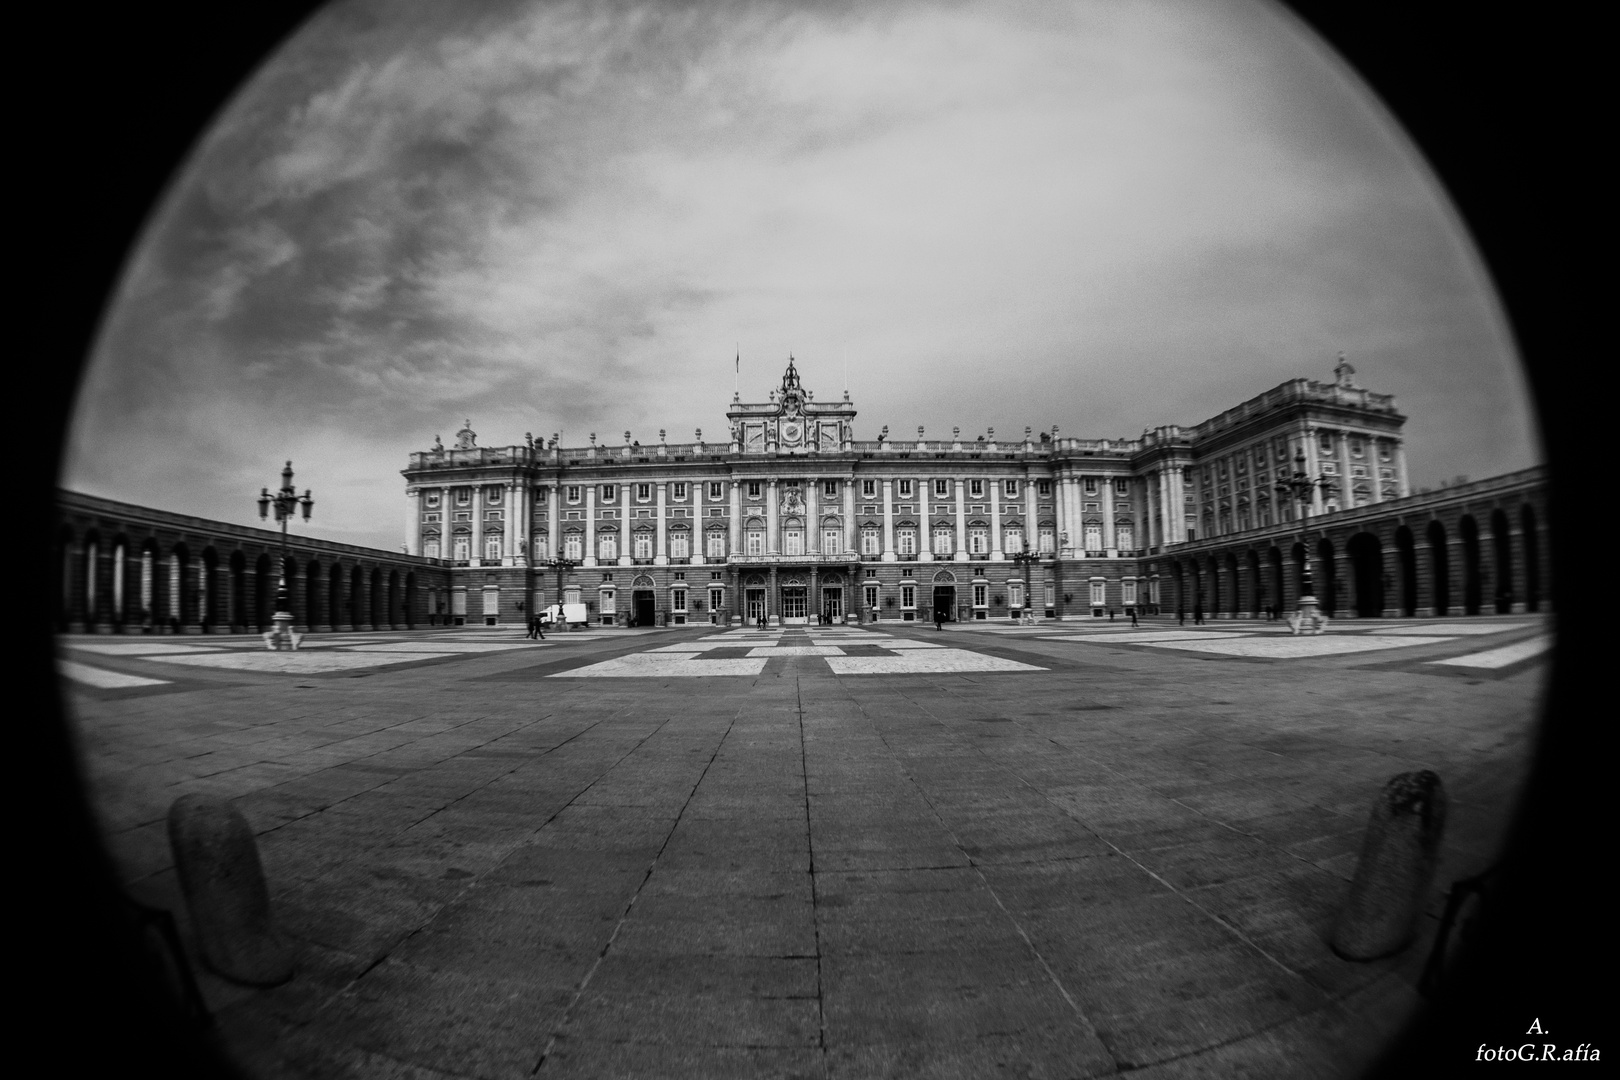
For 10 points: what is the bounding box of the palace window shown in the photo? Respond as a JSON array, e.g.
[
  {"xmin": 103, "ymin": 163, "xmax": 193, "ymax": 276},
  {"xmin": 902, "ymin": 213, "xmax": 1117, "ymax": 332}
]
[
  {"xmin": 1009, "ymin": 581, "xmax": 1024, "ymax": 608},
  {"xmin": 863, "ymin": 479, "xmax": 877, "ymax": 497},
  {"xmin": 567, "ymin": 486, "xmax": 581, "ymax": 503},
  {"xmin": 969, "ymin": 479, "xmax": 983, "ymax": 498},
  {"xmin": 823, "ymin": 527, "xmax": 841, "ymax": 553},
  {"xmin": 1116, "ymin": 525, "xmax": 1134, "ymax": 550},
  {"xmin": 423, "ymin": 537, "xmax": 441, "ymax": 559},
  {"xmin": 1037, "ymin": 526, "xmax": 1055, "ymax": 553},
  {"xmin": 1037, "ymin": 480, "xmax": 1051, "ymax": 496},
  {"xmin": 564, "ymin": 532, "xmax": 583, "ymax": 560},
  {"xmin": 1044, "ymin": 581, "xmax": 1055, "ymax": 607},
  {"xmin": 422, "ymin": 512, "xmax": 441, "ymax": 523},
  {"xmin": 823, "ymin": 480, "xmax": 838, "ymax": 498},
  {"xmin": 897, "ymin": 527, "xmax": 917, "ymax": 555},
  {"xmin": 1004, "ymin": 527, "xmax": 1023, "ymax": 553},
  {"xmin": 900, "ymin": 585, "xmax": 916, "ymax": 609},
  {"xmin": 784, "ymin": 525, "xmax": 805, "ymax": 556},
  {"xmin": 864, "ymin": 584, "xmax": 879, "ymax": 610},
  {"xmin": 709, "ymin": 587, "xmax": 724, "ymax": 611},
  {"xmin": 532, "ymin": 537, "xmax": 548, "ymax": 561},
  {"xmin": 601, "ymin": 484, "xmax": 616, "ymax": 502},
  {"xmin": 1090, "ymin": 581, "xmax": 1106, "ymax": 606},
  {"xmin": 672, "ymin": 588, "xmax": 687, "ymax": 612},
  {"xmin": 1379, "ymin": 443, "xmax": 1392, "ymax": 462},
  {"xmin": 898, "ymin": 479, "xmax": 912, "ymax": 497},
  {"xmin": 673, "ymin": 482, "xmax": 686, "ymax": 500},
  {"xmin": 973, "ymin": 584, "xmax": 987, "ymax": 608},
  {"xmin": 1084, "ymin": 524, "xmax": 1102, "ymax": 551},
  {"xmin": 453, "ymin": 535, "xmax": 470, "ymax": 561},
  {"xmin": 706, "ymin": 530, "xmax": 726, "ymax": 558},
  {"xmin": 598, "ymin": 533, "xmax": 618, "ymax": 561},
  {"xmin": 456, "ymin": 488, "xmax": 471, "ymax": 506},
  {"xmin": 484, "ymin": 535, "xmax": 502, "ymax": 561},
  {"xmin": 968, "ymin": 526, "xmax": 988, "ymax": 555},
  {"xmin": 709, "ymin": 481, "xmax": 723, "ymax": 499},
  {"xmin": 746, "ymin": 527, "xmax": 765, "ymax": 556},
  {"xmin": 669, "ymin": 531, "xmax": 690, "ymax": 559},
  {"xmin": 934, "ymin": 479, "xmax": 949, "ymax": 497},
  {"xmin": 1123, "ymin": 580, "xmax": 1138, "ymax": 604},
  {"xmin": 485, "ymin": 509, "xmax": 503, "ymax": 520},
  {"xmin": 1351, "ymin": 439, "xmax": 1364, "ymax": 458},
  {"xmin": 424, "ymin": 491, "xmax": 440, "ymax": 508},
  {"xmin": 747, "ymin": 481, "xmax": 762, "ymax": 498},
  {"xmin": 932, "ymin": 527, "xmax": 953, "ymax": 555},
  {"xmin": 1084, "ymin": 478, "xmax": 1097, "ymax": 495},
  {"xmin": 1004, "ymin": 479, "xmax": 1018, "ymax": 498},
  {"xmin": 861, "ymin": 526, "xmax": 881, "ymax": 555},
  {"xmin": 1115, "ymin": 479, "xmax": 1128, "ymax": 495}
]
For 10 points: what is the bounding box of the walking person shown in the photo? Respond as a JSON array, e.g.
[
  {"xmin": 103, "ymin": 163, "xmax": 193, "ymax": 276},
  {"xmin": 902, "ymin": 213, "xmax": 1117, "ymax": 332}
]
[
  {"xmin": 934, "ymin": 606, "xmax": 944, "ymax": 631},
  {"xmin": 1129, "ymin": 607, "xmax": 1139, "ymax": 628},
  {"xmin": 1178, "ymin": 609, "xmax": 1185, "ymax": 626},
  {"xmin": 1193, "ymin": 605, "xmax": 1204, "ymax": 626}
]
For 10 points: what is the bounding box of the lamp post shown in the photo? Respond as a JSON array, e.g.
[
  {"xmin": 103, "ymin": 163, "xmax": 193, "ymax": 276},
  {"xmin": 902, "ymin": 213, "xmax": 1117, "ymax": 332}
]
[
  {"xmin": 1274, "ymin": 448, "xmax": 1335, "ymax": 635},
  {"xmin": 546, "ymin": 556, "xmax": 578, "ymax": 629},
  {"xmin": 257, "ymin": 460, "xmax": 314, "ymax": 650},
  {"xmin": 1010, "ymin": 546, "xmax": 1040, "ymax": 624}
]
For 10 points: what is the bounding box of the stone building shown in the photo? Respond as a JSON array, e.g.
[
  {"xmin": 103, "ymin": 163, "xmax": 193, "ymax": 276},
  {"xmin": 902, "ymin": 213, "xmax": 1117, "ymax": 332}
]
[{"xmin": 401, "ymin": 356, "xmax": 1508, "ymax": 628}]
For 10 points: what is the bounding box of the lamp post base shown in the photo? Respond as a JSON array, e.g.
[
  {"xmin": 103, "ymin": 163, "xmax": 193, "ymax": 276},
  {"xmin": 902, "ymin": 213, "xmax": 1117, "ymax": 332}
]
[
  {"xmin": 1288, "ymin": 596, "xmax": 1329, "ymax": 636},
  {"xmin": 263, "ymin": 611, "xmax": 303, "ymax": 651}
]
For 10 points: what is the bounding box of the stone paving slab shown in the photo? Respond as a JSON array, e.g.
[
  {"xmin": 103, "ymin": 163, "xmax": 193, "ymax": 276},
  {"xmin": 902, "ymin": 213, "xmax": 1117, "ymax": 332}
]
[{"xmin": 57, "ymin": 616, "xmax": 1549, "ymax": 1077}]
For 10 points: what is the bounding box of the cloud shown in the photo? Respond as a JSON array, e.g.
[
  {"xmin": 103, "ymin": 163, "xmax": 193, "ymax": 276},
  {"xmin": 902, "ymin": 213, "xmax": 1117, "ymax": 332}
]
[{"xmin": 63, "ymin": 0, "xmax": 1537, "ymax": 549}]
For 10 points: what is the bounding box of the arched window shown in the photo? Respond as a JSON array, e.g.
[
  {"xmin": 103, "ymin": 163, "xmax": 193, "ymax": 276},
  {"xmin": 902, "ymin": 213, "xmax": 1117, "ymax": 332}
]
[
  {"xmin": 1003, "ymin": 526, "xmax": 1024, "ymax": 553},
  {"xmin": 563, "ymin": 529, "xmax": 583, "ymax": 561},
  {"xmin": 633, "ymin": 528, "xmax": 654, "ymax": 560},
  {"xmin": 897, "ymin": 525, "xmax": 917, "ymax": 556},
  {"xmin": 931, "ymin": 526, "xmax": 952, "ymax": 555},
  {"xmin": 783, "ymin": 516, "xmax": 804, "ymax": 556},
  {"xmin": 821, "ymin": 518, "xmax": 842, "ymax": 554},
  {"xmin": 706, "ymin": 527, "xmax": 727, "ymax": 559},
  {"xmin": 860, "ymin": 525, "xmax": 881, "ymax": 555},
  {"xmin": 668, "ymin": 527, "xmax": 690, "ymax": 560},
  {"xmin": 598, "ymin": 529, "xmax": 619, "ymax": 562},
  {"xmin": 484, "ymin": 534, "xmax": 502, "ymax": 562},
  {"xmin": 967, "ymin": 524, "xmax": 988, "ymax": 555}
]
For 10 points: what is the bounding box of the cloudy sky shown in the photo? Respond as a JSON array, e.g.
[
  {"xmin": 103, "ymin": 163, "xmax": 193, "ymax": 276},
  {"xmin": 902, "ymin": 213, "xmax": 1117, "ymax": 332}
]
[{"xmin": 63, "ymin": 0, "xmax": 1539, "ymax": 552}]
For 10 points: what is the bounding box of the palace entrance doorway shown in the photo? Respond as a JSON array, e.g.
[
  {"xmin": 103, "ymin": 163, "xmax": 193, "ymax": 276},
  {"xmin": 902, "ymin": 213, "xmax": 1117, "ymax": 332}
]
[
  {"xmin": 632, "ymin": 590, "xmax": 655, "ymax": 627},
  {"xmin": 780, "ymin": 586, "xmax": 808, "ymax": 624},
  {"xmin": 821, "ymin": 587, "xmax": 843, "ymax": 622},
  {"xmin": 933, "ymin": 585, "xmax": 955, "ymax": 622},
  {"xmin": 745, "ymin": 588, "xmax": 766, "ymax": 625}
]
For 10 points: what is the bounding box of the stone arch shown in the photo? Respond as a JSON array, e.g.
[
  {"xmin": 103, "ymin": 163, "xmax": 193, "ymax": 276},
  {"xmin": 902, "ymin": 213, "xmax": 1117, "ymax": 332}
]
[
  {"xmin": 1267, "ymin": 546, "xmax": 1284, "ymax": 615},
  {"xmin": 405, "ymin": 571, "xmax": 418, "ymax": 629},
  {"xmin": 1246, "ymin": 549, "xmax": 1262, "ymax": 617},
  {"xmin": 1170, "ymin": 560, "xmax": 1185, "ymax": 615},
  {"xmin": 230, "ymin": 550, "xmax": 248, "ymax": 630},
  {"xmin": 1224, "ymin": 550, "xmax": 1240, "ymax": 617},
  {"xmin": 932, "ymin": 569, "xmax": 956, "ymax": 583},
  {"xmin": 171, "ymin": 542, "xmax": 193, "ymax": 631},
  {"xmin": 281, "ymin": 554, "xmax": 300, "ymax": 626},
  {"xmin": 1205, "ymin": 554, "xmax": 1221, "ymax": 617},
  {"xmin": 254, "ymin": 552, "xmax": 272, "ymax": 629},
  {"xmin": 1459, "ymin": 515, "xmax": 1482, "ymax": 615},
  {"xmin": 388, "ymin": 569, "xmax": 401, "ymax": 629},
  {"xmin": 349, "ymin": 563, "xmax": 365, "ymax": 630},
  {"xmin": 81, "ymin": 528, "xmax": 103, "ymax": 630},
  {"xmin": 305, "ymin": 559, "xmax": 323, "ymax": 632},
  {"xmin": 1316, "ymin": 537, "xmax": 1337, "ymax": 617},
  {"xmin": 633, "ymin": 574, "xmax": 656, "ymax": 588},
  {"xmin": 57, "ymin": 524, "xmax": 76, "ymax": 631},
  {"xmin": 1346, "ymin": 532, "xmax": 1384, "ymax": 618},
  {"xmin": 328, "ymin": 562, "xmax": 345, "ymax": 630},
  {"xmin": 1520, "ymin": 504, "xmax": 1541, "ymax": 612},
  {"xmin": 202, "ymin": 545, "xmax": 225, "ymax": 631},
  {"xmin": 1188, "ymin": 559, "xmax": 1204, "ymax": 617},
  {"xmin": 369, "ymin": 566, "xmax": 384, "ymax": 629},
  {"xmin": 1490, "ymin": 508, "xmax": 1514, "ymax": 613},
  {"xmin": 111, "ymin": 534, "xmax": 131, "ymax": 628},
  {"xmin": 1426, "ymin": 520, "xmax": 1450, "ymax": 617},
  {"xmin": 1291, "ymin": 541, "xmax": 1308, "ymax": 606},
  {"xmin": 1394, "ymin": 526, "xmax": 1418, "ymax": 617}
]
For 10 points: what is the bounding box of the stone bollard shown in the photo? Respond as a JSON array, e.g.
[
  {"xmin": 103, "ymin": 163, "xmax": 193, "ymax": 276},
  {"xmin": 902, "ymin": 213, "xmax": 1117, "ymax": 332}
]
[
  {"xmin": 167, "ymin": 794, "xmax": 295, "ymax": 986},
  {"xmin": 1331, "ymin": 770, "xmax": 1447, "ymax": 961}
]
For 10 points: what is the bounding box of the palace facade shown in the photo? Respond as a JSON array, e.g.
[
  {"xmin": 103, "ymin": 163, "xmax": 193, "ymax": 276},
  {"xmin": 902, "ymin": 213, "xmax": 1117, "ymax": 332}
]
[{"xmin": 401, "ymin": 356, "xmax": 1440, "ymax": 628}]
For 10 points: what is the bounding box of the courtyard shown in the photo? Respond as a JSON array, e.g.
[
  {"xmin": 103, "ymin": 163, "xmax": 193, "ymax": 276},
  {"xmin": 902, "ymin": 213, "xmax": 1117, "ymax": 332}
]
[{"xmin": 58, "ymin": 614, "xmax": 1550, "ymax": 1078}]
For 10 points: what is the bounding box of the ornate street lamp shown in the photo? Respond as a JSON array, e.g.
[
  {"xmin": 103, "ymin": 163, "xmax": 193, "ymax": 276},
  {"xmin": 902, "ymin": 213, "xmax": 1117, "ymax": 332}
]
[
  {"xmin": 545, "ymin": 555, "xmax": 578, "ymax": 629},
  {"xmin": 1274, "ymin": 448, "xmax": 1336, "ymax": 635},
  {"xmin": 257, "ymin": 460, "xmax": 314, "ymax": 650},
  {"xmin": 1010, "ymin": 545, "xmax": 1041, "ymax": 624}
]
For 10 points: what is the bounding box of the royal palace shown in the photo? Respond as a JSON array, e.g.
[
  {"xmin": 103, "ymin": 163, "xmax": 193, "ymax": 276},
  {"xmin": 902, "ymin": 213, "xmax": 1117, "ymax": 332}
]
[{"xmin": 384, "ymin": 355, "xmax": 1542, "ymax": 630}]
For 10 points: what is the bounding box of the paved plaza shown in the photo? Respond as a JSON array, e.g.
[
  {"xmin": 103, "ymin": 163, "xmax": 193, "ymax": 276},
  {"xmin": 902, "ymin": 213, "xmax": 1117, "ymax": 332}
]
[{"xmin": 58, "ymin": 614, "xmax": 1551, "ymax": 1078}]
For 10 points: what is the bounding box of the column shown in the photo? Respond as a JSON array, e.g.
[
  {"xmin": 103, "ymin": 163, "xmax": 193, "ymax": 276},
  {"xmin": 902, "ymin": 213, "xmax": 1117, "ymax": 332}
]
[
  {"xmin": 1337, "ymin": 429, "xmax": 1353, "ymax": 509},
  {"xmin": 515, "ymin": 481, "xmax": 529, "ymax": 564},
  {"xmin": 471, "ymin": 486, "xmax": 484, "ymax": 565},
  {"xmin": 502, "ymin": 482, "xmax": 514, "ymax": 562},
  {"xmin": 655, "ymin": 482, "xmax": 668, "ymax": 565},
  {"xmin": 1024, "ymin": 471, "xmax": 1038, "ymax": 552},
  {"xmin": 584, "ymin": 485, "xmax": 597, "ymax": 566},
  {"xmin": 729, "ymin": 480, "xmax": 741, "ymax": 556},
  {"xmin": 1395, "ymin": 441, "xmax": 1411, "ymax": 498},
  {"xmin": 953, "ymin": 478, "xmax": 968, "ymax": 561},
  {"xmin": 405, "ymin": 488, "xmax": 420, "ymax": 556},
  {"xmin": 547, "ymin": 484, "xmax": 560, "ymax": 562},
  {"xmin": 807, "ymin": 479, "xmax": 819, "ymax": 555},
  {"xmin": 990, "ymin": 477, "xmax": 1003, "ymax": 560},
  {"xmin": 881, "ymin": 479, "xmax": 896, "ymax": 561},
  {"xmin": 843, "ymin": 477, "xmax": 855, "ymax": 554},
  {"xmin": 1301, "ymin": 425, "xmax": 1323, "ymax": 512},
  {"xmin": 766, "ymin": 478, "xmax": 780, "ymax": 555},
  {"xmin": 619, "ymin": 483, "xmax": 632, "ymax": 566},
  {"xmin": 1102, "ymin": 475, "xmax": 1115, "ymax": 551}
]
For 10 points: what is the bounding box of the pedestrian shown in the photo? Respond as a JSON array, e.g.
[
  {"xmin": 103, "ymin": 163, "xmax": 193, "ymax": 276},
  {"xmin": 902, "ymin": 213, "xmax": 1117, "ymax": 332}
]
[
  {"xmin": 1108, "ymin": 608, "xmax": 1115, "ymax": 621},
  {"xmin": 1193, "ymin": 606, "xmax": 1204, "ymax": 626},
  {"xmin": 1178, "ymin": 609, "xmax": 1185, "ymax": 626},
  {"xmin": 934, "ymin": 607, "xmax": 944, "ymax": 631},
  {"xmin": 1130, "ymin": 607, "xmax": 1139, "ymax": 628}
]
